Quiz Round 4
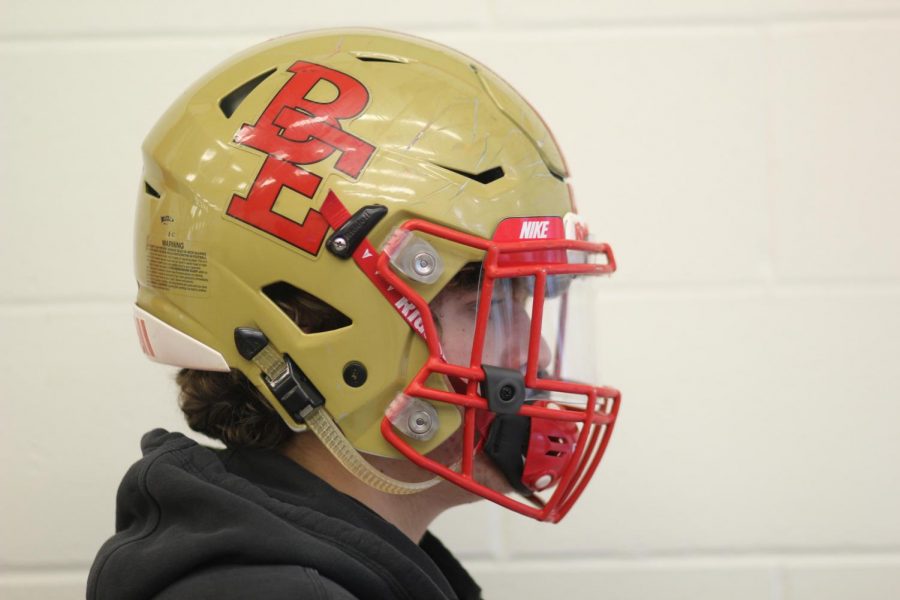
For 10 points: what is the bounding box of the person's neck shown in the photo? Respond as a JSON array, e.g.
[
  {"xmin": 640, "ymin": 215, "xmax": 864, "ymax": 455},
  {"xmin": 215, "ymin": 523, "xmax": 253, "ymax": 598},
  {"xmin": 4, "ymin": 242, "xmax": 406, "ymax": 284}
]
[{"xmin": 280, "ymin": 432, "xmax": 449, "ymax": 543}]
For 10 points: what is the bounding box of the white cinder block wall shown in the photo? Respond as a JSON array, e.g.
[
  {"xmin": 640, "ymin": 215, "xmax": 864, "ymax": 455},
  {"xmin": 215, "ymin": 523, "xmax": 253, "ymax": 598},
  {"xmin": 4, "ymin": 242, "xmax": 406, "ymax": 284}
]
[{"xmin": 2, "ymin": 1, "xmax": 899, "ymax": 598}]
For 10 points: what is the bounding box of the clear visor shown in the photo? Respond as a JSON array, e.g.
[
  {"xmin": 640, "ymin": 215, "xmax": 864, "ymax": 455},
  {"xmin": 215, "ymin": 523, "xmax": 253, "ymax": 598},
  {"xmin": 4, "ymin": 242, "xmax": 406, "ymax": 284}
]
[{"xmin": 432, "ymin": 269, "xmax": 601, "ymax": 407}]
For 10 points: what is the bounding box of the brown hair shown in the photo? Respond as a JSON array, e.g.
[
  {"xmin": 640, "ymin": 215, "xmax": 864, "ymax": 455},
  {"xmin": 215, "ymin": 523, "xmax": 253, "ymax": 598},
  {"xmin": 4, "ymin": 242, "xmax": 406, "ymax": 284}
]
[{"xmin": 176, "ymin": 282, "xmax": 350, "ymax": 449}]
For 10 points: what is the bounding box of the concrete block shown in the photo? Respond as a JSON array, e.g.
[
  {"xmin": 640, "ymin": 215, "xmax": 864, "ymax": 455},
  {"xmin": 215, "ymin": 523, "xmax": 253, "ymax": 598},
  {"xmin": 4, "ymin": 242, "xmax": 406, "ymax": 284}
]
[
  {"xmin": 0, "ymin": 38, "xmax": 257, "ymax": 301},
  {"xmin": 0, "ymin": 571, "xmax": 87, "ymax": 600},
  {"xmin": 467, "ymin": 558, "xmax": 776, "ymax": 600},
  {"xmin": 0, "ymin": 305, "xmax": 195, "ymax": 565},
  {"xmin": 769, "ymin": 21, "xmax": 900, "ymax": 282},
  {"xmin": 503, "ymin": 291, "xmax": 900, "ymax": 555},
  {"xmin": 432, "ymin": 30, "xmax": 769, "ymax": 285},
  {"xmin": 784, "ymin": 556, "xmax": 900, "ymax": 600},
  {"xmin": 431, "ymin": 501, "xmax": 503, "ymax": 559}
]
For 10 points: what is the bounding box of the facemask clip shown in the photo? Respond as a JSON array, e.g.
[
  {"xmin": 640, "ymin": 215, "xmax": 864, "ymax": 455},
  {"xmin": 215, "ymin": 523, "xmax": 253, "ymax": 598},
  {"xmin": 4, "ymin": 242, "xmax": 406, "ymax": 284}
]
[
  {"xmin": 481, "ymin": 365, "xmax": 527, "ymax": 415},
  {"xmin": 385, "ymin": 230, "xmax": 444, "ymax": 284},
  {"xmin": 385, "ymin": 394, "xmax": 440, "ymax": 441}
]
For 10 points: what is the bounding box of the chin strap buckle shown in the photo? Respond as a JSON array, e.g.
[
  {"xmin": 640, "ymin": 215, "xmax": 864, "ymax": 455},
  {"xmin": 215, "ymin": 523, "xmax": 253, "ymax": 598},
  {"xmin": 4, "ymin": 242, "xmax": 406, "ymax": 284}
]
[
  {"xmin": 264, "ymin": 354, "xmax": 325, "ymax": 421},
  {"xmin": 234, "ymin": 327, "xmax": 325, "ymax": 422}
]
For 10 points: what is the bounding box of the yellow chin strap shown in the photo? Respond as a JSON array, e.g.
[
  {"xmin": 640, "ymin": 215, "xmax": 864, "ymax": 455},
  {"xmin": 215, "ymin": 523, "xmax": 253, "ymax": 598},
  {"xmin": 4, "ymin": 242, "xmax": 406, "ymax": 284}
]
[{"xmin": 239, "ymin": 329, "xmax": 442, "ymax": 495}]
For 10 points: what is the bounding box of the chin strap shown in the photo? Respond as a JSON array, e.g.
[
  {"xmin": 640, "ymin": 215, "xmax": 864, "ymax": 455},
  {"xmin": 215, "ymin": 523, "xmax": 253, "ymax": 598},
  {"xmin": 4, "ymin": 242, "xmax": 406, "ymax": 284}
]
[
  {"xmin": 303, "ymin": 408, "xmax": 442, "ymax": 495},
  {"xmin": 234, "ymin": 327, "xmax": 442, "ymax": 495}
]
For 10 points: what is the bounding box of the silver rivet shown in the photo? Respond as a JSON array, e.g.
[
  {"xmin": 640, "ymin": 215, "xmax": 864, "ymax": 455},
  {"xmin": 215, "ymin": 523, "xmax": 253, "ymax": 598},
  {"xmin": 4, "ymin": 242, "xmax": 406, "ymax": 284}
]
[
  {"xmin": 413, "ymin": 252, "xmax": 436, "ymax": 276},
  {"xmin": 408, "ymin": 410, "xmax": 433, "ymax": 435},
  {"xmin": 332, "ymin": 237, "xmax": 348, "ymax": 252},
  {"xmin": 535, "ymin": 474, "xmax": 553, "ymax": 490}
]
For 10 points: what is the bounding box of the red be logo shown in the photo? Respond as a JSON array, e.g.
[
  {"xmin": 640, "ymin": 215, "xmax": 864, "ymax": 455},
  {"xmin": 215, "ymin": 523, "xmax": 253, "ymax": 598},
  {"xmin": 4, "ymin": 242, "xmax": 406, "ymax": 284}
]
[{"xmin": 227, "ymin": 61, "xmax": 376, "ymax": 254}]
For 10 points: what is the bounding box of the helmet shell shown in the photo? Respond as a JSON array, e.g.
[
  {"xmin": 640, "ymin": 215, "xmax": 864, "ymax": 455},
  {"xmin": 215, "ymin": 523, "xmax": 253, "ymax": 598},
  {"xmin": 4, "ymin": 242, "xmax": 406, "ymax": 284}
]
[{"xmin": 135, "ymin": 29, "xmax": 574, "ymax": 456}]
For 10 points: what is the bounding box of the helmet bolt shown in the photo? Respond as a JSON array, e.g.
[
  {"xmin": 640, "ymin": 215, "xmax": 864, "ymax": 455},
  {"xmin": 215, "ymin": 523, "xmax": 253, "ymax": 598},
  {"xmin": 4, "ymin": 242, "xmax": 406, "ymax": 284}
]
[
  {"xmin": 412, "ymin": 252, "xmax": 436, "ymax": 276},
  {"xmin": 332, "ymin": 237, "xmax": 349, "ymax": 253},
  {"xmin": 342, "ymin": 361, "xmax": 367, "ymax": 388},
  {"xmin": 535, "ymin": 474, "xmax": 553, "ymax": 490},
  {"xmin": 408, "ymin": 410, "xmax": 433, "ymax": 435},
  {"xmin": 499, "ymin": 384, "xmax": 516, "ymax": 402}
]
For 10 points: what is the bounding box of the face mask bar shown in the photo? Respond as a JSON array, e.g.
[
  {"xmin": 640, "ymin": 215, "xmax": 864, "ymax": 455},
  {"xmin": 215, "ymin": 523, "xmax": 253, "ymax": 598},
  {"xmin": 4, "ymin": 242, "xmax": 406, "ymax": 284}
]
[{"xmin": 377, "ymin": 217, "xmax": 619, "ymax": 523}]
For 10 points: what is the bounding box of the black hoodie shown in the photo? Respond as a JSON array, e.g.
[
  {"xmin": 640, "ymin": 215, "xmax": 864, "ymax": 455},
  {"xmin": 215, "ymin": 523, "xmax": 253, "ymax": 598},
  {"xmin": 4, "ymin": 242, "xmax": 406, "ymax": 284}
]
[{"xmin": 87, "ymin": 429, "xmax": 481, "ymax": 599}]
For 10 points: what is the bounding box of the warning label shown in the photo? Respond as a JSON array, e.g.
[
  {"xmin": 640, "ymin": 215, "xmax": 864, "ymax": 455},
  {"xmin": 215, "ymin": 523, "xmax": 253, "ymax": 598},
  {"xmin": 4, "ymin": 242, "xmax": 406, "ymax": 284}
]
[{"xmin": 146, "ymin": 238, "xmax": 209, "ymax": 296}]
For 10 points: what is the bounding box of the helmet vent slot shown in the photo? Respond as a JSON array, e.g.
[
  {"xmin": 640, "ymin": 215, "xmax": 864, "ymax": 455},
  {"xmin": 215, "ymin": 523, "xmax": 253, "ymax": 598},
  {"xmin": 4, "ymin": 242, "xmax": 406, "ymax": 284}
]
[
  {"xmin": 219, "ymin": 67, "xmax": 277, "ymax": 118},
  {"xmin": 262, "ymin": 281, "xmax": 352, "ymax": 334},
  {"xmin": 434, "ymin": 164, "xmax": 505, "ymax": 185},
  {"xmin": 547, "ymin": 166, "xmax": 565, "ymax": 183},
  {"xmin": 144, "ymin": 181, "xmax": 161, "ymax": 198},
  {"xmin": 354, "ymin": 54, "xmax": 407, "ymax": 64}
]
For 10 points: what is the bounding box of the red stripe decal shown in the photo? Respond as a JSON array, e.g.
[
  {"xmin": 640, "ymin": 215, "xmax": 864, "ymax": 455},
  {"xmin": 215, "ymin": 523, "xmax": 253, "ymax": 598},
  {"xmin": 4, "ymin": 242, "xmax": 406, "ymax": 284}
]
[
  {"xmin": 320, "ymin": 190, "xmax": 428, "ymax": 340},
  {"xmin": 137, "ymin": 317, "xmax": 155, "ymax": 357}
]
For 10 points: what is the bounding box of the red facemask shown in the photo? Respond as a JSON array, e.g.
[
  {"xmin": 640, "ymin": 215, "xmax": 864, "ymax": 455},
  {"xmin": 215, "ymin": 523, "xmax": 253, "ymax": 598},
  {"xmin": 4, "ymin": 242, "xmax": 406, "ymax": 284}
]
[{"xmin": 374, "ymin": 214, "xmax": 620, "ymax": 523}]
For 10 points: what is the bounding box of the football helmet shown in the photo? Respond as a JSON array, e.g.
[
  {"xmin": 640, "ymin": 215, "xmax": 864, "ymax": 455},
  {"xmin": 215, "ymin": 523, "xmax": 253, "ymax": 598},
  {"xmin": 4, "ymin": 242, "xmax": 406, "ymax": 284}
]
[{"xmin": 133, "ymin": 29, "xmax": 619, "ymax": 522}]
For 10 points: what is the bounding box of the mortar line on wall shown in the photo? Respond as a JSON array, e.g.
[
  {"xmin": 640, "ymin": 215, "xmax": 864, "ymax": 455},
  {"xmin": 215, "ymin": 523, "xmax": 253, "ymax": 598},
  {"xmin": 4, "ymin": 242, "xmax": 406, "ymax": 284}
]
[
  {"xmin": 0, "ymin": 565, "xmax": 91, "ymax": 576},
  {"xmin": 488, "ymin": 12, "xmax": 900, "ymax": 32},
  {"xmin": 771, "ymin": 563, "xmax": 787, "ymax": 600},
  {"xmin": 4, "ymin": 550, "xmax": 900, "ymax": 577},
  {"xmin": 478, "ymin": 549, "xmax": 900, "ymax": 564},
  {"xmin": 596, "ymin": 282, "xmax": 900, "ymax": 299},
  {"xmin": 0, "ymin": 300, "xmax": 132, "ymax": 316},
  {"xmin": 2, "ymin": 14, "xmax": 900, "ymax": 44},
  {"xmin": 760, "ymin": 21, "xmax": 778, "ymax": 300},
  {"xmin": 488, "ymin": 505, "xmax": 509, "ymax": 562},
  {"xmin": 0, "ymin": 22, "xmax": 489, "ymax": 44}
]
